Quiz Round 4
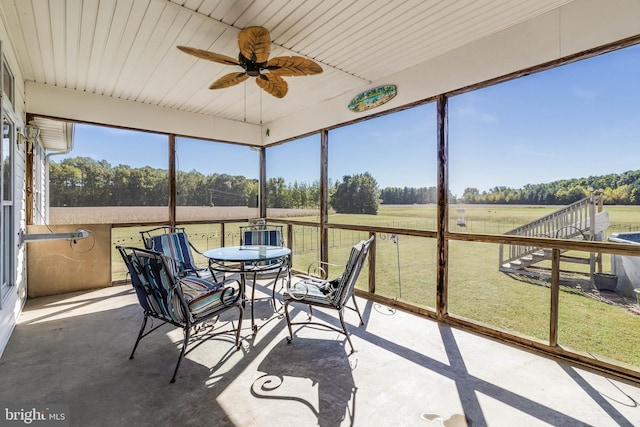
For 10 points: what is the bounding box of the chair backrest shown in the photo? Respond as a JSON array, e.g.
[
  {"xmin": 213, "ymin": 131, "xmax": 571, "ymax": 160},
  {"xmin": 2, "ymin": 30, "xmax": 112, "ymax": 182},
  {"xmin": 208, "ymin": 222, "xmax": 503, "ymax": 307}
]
[
  {"xmin": 240, "ymin": 224, "xmax": 284, "ymax": 247},
  {"xmin": 331, "ymin": 236, "xmax": 374, "ymax": 307},
  {"xmin": 118, "ymin": 246, "xmax": 187, "ymax": 325},
  {"xmin": 140, "ymin": 227, "xmax": 199, "ymax": 275}
]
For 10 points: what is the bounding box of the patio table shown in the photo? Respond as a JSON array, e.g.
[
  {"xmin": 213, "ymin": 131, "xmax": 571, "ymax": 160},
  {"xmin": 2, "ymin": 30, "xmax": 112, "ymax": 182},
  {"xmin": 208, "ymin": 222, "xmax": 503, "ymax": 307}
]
[{"xmin": 204, "ymin": 245, "xmax": 291, "ymax": 335}]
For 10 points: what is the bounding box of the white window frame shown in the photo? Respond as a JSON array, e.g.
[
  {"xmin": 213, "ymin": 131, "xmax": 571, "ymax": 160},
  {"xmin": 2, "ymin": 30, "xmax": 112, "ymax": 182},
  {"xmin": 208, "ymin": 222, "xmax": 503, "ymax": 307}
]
[
  {"xmin": 0, "ymin": 44, "xmax": 16, "ymax": 308},
  {"xmin": 0, "ymin": 112, "xmax": 15, "ymax": 307}
]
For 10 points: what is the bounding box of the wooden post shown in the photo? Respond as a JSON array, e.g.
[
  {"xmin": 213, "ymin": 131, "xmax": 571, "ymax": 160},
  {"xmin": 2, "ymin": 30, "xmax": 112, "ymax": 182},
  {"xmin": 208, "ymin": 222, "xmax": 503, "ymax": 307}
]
[
  {"xmin": 589, "ymin": 190, "xmax": 596, "ymax": 281},
  {"xmin": 259, "ymin": 147, "xmax": 267, "ymax": 218},
  {"xmin": 596, "ymin": 190, "xmax": 603, "ymax": 273},
  {"xmin": 286, "ymin": 223, "xmax": 293, "ymax": 266},
  {"xmin": 168, "ymin": 134, "xmax": 176, "ymax": 226},
  {"xmin": 436, "ymin": 95, "xmax": 448, "ymax": 320},
  {"xmin": 320, "ymin": 130, "xmax": 329, "ymax": 273},
  {"xmin": 368, "ymin": 231, "xmax": 376, "ymax": 293},
  {"xmin": 550, "ymin": 248, "xmax": 560, "ymax": 346}
]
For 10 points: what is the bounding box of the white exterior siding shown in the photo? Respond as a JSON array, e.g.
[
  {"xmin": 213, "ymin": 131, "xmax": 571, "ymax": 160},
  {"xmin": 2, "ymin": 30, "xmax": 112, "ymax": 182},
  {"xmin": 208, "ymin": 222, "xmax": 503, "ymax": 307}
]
[{"xmin": 0, "ymin": 9, "xmax": 28, "ymax": 356}]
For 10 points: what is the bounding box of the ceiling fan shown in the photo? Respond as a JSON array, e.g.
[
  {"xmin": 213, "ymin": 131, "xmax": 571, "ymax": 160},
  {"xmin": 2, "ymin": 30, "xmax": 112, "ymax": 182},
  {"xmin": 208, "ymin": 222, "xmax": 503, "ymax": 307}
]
[{"xmin": 177, "ymin": 26, "xmax": 323, "ymax": 98}]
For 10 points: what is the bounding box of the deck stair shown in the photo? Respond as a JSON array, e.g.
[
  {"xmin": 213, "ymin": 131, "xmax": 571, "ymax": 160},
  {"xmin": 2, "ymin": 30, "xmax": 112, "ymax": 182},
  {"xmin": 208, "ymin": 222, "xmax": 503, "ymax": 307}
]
[{"xmin": 499, "ymin": 193, "xmax": 607, "ymax": 275}]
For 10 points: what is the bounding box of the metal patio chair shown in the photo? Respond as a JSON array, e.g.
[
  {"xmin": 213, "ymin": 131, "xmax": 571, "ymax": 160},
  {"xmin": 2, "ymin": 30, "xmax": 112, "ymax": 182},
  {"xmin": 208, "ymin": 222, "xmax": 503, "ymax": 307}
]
[
  {"xmin": 239, "ymin": 221, "xmax": 290, "ymax": 308},
  {"xmin": 140, "ymin": 226, "xmax": 216, "ymax": 280},
  {"xmin": 283, "ymin": 236, "xmax": 374, "ymax": 353},
  {"xmin": 239, "ymin": 221, "xmax": 284, "ymax": 248},
  {"xmin": 118, "ymin": 246, "xmax": 243, "ymax": 383}
]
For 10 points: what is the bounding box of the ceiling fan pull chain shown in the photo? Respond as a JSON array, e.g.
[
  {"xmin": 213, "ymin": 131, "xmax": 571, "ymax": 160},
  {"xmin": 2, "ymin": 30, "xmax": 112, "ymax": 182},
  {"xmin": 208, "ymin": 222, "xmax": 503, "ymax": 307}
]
[{"xmin": 260, "ymin": 89, "xmax": 263, "ymax": 125}]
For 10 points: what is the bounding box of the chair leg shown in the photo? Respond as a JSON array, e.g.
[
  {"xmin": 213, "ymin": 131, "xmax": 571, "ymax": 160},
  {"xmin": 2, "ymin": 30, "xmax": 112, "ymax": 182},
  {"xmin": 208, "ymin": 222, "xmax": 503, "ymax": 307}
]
[
  {"xmin": 270, "ymin": 268, "xmax": 283, "ymax": 309},
  {"xmin": 271, "ymin": 277, "xmax": 278, "ymax": 308},
  {"xmin": 351, "ymin": 294, "xmax": 364, "ymax": 326},
  {"xmin": 284, "ymin": 301, "xmax": 294, "ymax": 343},
  {"xmin": 338, "ymin": 310, "xmax": 355, "ymax": 354},
  {"xmin": 251, "ymin": 271, "xmax": 257, "ymax": 335},
  {"xmin": 129, "ymin": 314, "xmax": 148, "ymax": 360},
  {"xmin": 235, "ymin": 305, "xmax": 243, "ymax": 350},
  {"xmin": 171, "ymin": 324, "xmax": 191, "ymax": 383},
  {"xmin": 286, "ymin": 268, "xmax": 292, "ymax": 293},
  {"xmin": 274, "ymin": 267, "xmax": 291, "ymax": 314}
]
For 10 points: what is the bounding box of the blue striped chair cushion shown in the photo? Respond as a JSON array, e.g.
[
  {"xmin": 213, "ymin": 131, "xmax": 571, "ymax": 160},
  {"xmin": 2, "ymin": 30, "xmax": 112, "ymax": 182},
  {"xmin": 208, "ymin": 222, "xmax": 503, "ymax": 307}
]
[
  {"xmin": 180, "ymin": 275, "xmax": 219, "ymax": 298},
  {"xmin": 150, "ymin": 233, "xmax": 197, "ymax": 274},
  {"xmin": 124, "ymin": 254, "xmax": 152, "ymax": 312},
  {"xmin": 243, "ymin": 230, "xmax": 282, "ymax": 246},
  {"xmin": 179, "ymin": 276, "xmax": 230, "ymax": 315},
  {"xmin": 137, "ymin": 253, "xmax": 184, "ymax": 324},
  {"xmin": 243, "ymin": 229, "xmax": 285, "ymax": 268}
]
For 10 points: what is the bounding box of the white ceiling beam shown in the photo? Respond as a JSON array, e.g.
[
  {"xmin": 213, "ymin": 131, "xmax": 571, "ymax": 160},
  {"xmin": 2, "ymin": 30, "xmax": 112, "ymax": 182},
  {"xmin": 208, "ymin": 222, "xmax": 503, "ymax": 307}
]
[{"xmin": 26, "ymin": 82, "xmax": 261, "ymax": 145}]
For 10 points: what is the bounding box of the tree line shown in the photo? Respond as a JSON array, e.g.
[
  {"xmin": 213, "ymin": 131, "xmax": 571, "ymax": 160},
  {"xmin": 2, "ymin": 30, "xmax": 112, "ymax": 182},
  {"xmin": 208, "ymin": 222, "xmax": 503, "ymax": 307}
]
[
  {"xmin": 49, "ymin": 157, "xmax": 383, "ymax": 213},
  {"xmin": 50, "ymin": 157, "xmax": 640, "ymax": 213},
  {"xmin": 460, "ymin": 170, "xmax": 640, "ymax": 205},
  {"xmin": 50, "ymin": 157, "xmax": 258, "ymax": 207},
  {"xmin": 49, "ymin": 157, "xmax": 381, "ymax": 213}
]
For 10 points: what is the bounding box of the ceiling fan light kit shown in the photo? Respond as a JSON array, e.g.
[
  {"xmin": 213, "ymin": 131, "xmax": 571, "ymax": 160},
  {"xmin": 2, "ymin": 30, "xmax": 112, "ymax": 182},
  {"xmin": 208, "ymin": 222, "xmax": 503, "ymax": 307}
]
[{"xmin": 177, "ymin": 26, "xmax": 322, "ymax": 98}]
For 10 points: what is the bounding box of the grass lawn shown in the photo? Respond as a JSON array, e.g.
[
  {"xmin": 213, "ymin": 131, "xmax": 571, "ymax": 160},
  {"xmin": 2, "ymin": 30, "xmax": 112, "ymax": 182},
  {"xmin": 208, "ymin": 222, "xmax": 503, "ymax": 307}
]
[{"xmin": 108, "ymin": 204, "xmax": 640, "ymax": 369}]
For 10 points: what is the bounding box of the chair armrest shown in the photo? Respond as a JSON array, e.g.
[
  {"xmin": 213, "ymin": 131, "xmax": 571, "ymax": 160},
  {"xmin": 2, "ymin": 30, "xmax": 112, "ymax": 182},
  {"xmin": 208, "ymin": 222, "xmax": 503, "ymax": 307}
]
[
  {"xmin": 183, "ymin": 279, "xmax": 242, "ymax": 319},
  {"xmin": 217, "ymin": 279, "xmax": 243, "ymax": 307},
  {"xmin": 307, "ymin": 261, "xmax": 339, "ymax": 279},
  {"xmin": 188, "ymin": 241, "xmax": 206, "ymax": 256}
]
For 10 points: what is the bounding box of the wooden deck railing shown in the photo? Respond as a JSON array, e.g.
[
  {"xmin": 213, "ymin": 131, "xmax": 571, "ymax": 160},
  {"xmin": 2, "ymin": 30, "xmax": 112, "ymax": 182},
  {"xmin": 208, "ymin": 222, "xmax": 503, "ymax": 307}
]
[{"xmin": 499, "ymin": 193, "xmax": 603, "ymax": 269}]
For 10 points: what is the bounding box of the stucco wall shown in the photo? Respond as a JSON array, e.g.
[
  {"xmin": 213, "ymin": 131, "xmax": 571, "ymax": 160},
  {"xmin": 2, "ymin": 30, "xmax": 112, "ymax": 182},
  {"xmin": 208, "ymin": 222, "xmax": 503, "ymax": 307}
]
[{"xmin": 26, "ymin": 224, "xmax": 112, "ymax": 298}]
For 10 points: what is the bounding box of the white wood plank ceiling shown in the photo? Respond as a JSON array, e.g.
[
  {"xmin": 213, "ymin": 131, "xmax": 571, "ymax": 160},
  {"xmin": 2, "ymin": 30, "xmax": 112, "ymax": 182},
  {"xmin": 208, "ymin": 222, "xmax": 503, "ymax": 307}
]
[{"xmin": 2, "ymin": 0, "xmax": 575, "ymax": 126}]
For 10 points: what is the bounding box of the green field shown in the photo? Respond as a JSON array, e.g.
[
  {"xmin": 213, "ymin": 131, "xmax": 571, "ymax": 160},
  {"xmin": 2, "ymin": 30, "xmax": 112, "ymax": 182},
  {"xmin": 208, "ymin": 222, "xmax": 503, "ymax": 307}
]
[{"xmin": 110, "ymin": 204, "xmax": 640, "ymax": 369}]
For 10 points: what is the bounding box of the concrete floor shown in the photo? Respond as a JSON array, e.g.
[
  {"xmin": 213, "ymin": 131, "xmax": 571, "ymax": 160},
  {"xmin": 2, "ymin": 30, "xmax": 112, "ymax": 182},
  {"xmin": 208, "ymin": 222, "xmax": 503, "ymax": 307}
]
[{"xmin": 1, "ymin": 282, "xmax": 639, "ymax": 427}]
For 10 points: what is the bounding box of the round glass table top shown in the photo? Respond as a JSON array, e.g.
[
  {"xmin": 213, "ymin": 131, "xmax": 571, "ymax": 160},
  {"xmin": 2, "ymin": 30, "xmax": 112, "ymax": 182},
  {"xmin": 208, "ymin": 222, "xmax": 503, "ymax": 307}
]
[{"xmin": 203, "ymin": 245, "xmax": 291, "ymax": 262}]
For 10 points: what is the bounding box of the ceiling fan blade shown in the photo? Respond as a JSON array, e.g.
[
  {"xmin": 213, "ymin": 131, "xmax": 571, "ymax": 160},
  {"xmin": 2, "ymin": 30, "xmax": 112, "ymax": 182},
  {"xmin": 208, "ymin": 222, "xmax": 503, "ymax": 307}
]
[
  {"xmin": 177, "ymin": 46, "xmax": 240, "ymax": 65},
  {"xmin": 238, "ymin": 26, "xmax": 271, "ymax": 63},
  {"xmin": 266, "ymin": 56, "xmax": 323, "ymax": 76},
  {"xmin": 209, "ymin": 72, "xmax": 249, "ymax": 90},
  {"xmin": 256, "ymin": 73, "xmax": 288, "ymax": 98}
]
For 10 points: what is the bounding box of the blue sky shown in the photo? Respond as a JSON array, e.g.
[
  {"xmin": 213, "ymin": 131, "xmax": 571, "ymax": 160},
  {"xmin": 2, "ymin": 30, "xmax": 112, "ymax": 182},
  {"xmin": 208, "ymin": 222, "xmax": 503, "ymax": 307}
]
[
  {"xmin": 59, "ymin": 44, "xmax": 640, "ymax": 197},
  {"xmin": 449, "ymin": 45, "xmax": 640, "ymax": 196}
]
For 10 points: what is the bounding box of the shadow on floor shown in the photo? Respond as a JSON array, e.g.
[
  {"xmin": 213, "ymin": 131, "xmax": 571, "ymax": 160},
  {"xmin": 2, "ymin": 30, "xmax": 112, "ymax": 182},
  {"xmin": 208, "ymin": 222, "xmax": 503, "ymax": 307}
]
[{"xmin": 1, "ymin": 284, "xmax": 639, "ymax": 426}]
